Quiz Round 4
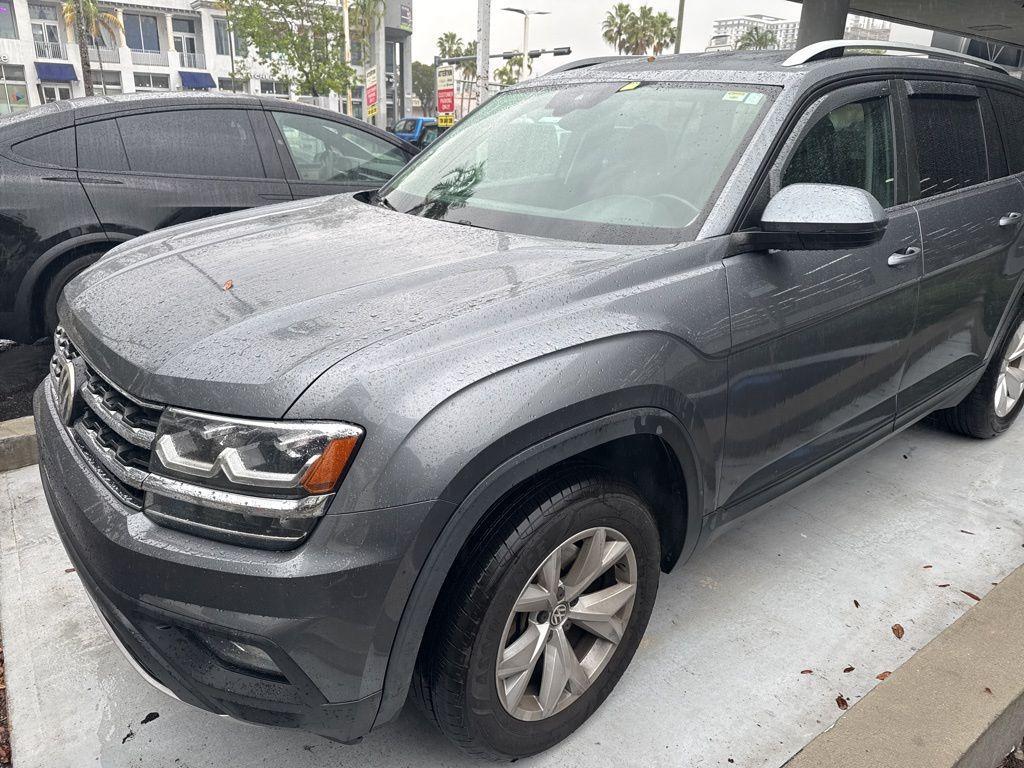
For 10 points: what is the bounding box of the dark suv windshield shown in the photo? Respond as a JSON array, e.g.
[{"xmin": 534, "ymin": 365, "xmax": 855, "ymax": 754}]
[{"xmin": 380, "ymin": 81, "xmax": 773, "ymax": 244}]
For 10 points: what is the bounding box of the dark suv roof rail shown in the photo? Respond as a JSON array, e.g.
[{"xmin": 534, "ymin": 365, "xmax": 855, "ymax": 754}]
[
  {"xmin": 782, "ymin": 39, "xmax": 1011, "ymax": 76},
  {"xmin": 543, "ymin": 56, "xmax": 640, "ymax": 76}
]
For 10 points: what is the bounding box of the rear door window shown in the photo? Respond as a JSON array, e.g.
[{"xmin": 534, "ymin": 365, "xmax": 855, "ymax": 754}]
[
  {"xmin": 76, "ymin": 119, "xmax": 129, "ymax": 171},
  {"xmin": 115, "ymin": 108, "xmax": 265, "ymax": 178},
  {"xmin": 908, "ymin": 93, "xmax": 988, "ymax": 198}
]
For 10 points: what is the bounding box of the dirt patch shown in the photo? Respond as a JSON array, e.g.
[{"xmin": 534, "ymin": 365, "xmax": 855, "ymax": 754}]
[
  {"xmin": 0, "ymin": 342, "xmax": 52, "ymax": 422},
  {"xmin": 0, "ymin": 643, "xmax": 10, "ymax": 766}
]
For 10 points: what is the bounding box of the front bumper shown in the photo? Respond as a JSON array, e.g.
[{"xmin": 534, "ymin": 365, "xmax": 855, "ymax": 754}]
[{"xmin": 34, "ymin": 381, "xmax": 435, "ymax": 743}]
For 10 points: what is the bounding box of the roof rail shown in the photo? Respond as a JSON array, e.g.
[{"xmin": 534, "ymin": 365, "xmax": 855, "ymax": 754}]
[
  {"xmin": 782, "ymin": 39, "xmax": 1010, "ymax": 76},
  {"xmin": 543, "ymin": 56, "xmax": 640, "ymax": 77}
]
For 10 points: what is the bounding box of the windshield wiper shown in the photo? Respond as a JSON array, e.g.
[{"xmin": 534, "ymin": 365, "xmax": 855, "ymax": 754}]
[{"xmin": 372, "ymin": 191, "xmax": 396, "ymax": 211}]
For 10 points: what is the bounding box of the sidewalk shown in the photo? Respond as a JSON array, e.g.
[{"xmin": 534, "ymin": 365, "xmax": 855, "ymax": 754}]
[{"xmin": 1, "ymin": 421, "xmax": 1023, "ymax": 767}]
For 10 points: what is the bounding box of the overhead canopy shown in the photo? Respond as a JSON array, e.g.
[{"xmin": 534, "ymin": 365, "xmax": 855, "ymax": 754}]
[
  {"xmin": 794, "ymin": 0, "xmax": 1024, "ymax": 49},
  {"xmin": 180, "ymin": 71, "xmax": 215, "ymax": 89},
  {"xmin": 34, "ymin": 62, "xmax": 77, "ymax": 82}
]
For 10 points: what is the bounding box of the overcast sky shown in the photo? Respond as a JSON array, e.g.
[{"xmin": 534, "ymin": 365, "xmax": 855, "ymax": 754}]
[{"xmin": 410, "ymin": 0, "xmax": 932, "ymax": 75}]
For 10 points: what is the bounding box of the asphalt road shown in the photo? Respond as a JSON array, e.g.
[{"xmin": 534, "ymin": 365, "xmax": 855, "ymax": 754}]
[
  {"xmin": 0, "ymin": 342, "xmax": 51, "ymax": 422},
  {"xmin": 3, "ymin": 421, "xmax": 1023, "ymax": 768}
]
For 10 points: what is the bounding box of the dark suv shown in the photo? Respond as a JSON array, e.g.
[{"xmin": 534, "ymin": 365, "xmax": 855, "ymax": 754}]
[
  {"xmin": 0, "ymin": 93, "xmax": 415, "ymax": 342},
  {"xmin": 34, "ymin": 43, "xmax": 1024, "ymax": 759}
]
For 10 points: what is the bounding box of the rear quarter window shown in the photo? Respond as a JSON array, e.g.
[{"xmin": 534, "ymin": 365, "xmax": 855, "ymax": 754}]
[
  {"xmin": 76, "ymin": 119, "xmax": 129, "ymax": 172},
  {"xmin": 12, "ymin": 127, "xmax": 75, "ymax": 168},
  {"xmin": 989, "ymin": 89, "xmax": 1024, "ymax": 174}
]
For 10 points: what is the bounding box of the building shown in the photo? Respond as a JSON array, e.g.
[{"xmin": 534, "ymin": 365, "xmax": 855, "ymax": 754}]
[
  {"xmin": 708, "ymin": 12, "xmax": 890, "ymax": 51},
  {"xmin": 0, "ymin": 0, "xmax": 413, "ymax": 121}
]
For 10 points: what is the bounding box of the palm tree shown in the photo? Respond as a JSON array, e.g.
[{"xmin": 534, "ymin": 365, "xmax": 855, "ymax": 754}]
[
  {"xmin": 601, "ymin": 3, "xmax": 633, "ymax": 54},
  {"xmin": 62, "ymin": 0, "xmax": 122, "ymax": 96},
  {"xmin": 652, "ymin": 11, "xmax": 676, "ymax": 55},
  {"xmin": 736, "ymin": 26, "xmax": 778, "ymax": 51},
  {"xmin": 436, "ymin": 31, "xmax": 463, "ymax": 60},
  {"xmin": 461, "ymin": 40, "xmax": 477, "ymax": 114},
  {"xmin": 623, "ymin": 5, "xmax": 656, "ymax": 55}
]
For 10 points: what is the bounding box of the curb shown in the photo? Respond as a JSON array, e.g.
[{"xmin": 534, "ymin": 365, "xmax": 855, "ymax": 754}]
[
  {"xmin": 0, "ymin": 417, "xmax": 37, "ymax": 473},
  {"xmin": 785, "ymin": 563, "xmax": 1024, "ymax": 768}
]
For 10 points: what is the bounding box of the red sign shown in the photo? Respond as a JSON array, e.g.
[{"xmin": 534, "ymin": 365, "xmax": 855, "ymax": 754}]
[
  {"xmin": 366, "ymin": 83, "xmax": 378, "ymax": 108},
  {"xmin": 437, "ymin": 87, "xmax": 455, "ymax": 113}
]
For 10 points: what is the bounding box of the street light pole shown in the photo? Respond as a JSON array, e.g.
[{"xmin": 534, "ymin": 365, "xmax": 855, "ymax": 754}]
[
  {"xmin": 674, "ymin": 0, "xmax": 685, "ymax": 54},
  {"xmin": 342, "ymin": 0, "xmax": 353, "ymax": 116},
  {"xmin": 476, "ymin": 0, "xmax": 491, "ymax": 106},
  {"xmin": 502, "ymin": 8, "xmax": 549, "ymax": 81}
]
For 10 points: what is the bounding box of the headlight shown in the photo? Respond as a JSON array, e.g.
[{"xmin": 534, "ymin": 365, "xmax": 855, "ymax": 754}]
[{"xmin": 143, "ymin": 408, "xmax": 363, "ymax": 549}]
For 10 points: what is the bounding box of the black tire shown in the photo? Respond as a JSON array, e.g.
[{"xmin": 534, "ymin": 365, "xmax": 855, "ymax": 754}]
[
  {"xmin": 413, "ymin": 473, "xmax": 661, "ymax": 760},
  {"xmin": 42, "ymin": 253, "xmax": 103, "ymax": 337},
  {"xmin": 933, "ymin": 306, "xmax": 1024, "ymax": 439}
]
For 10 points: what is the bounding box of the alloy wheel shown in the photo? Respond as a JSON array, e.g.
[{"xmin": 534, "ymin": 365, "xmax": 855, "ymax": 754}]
[
  {"xmin": 995, "ymin": 321, "xmax": 1024, "ymax": 418},
  {"xmin": 495, "ymin": 526, "xmax": 638, "ymax": 721}
]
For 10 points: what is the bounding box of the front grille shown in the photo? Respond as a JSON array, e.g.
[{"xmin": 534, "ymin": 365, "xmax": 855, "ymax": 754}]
[{"xmin": 51, "ymin": 328, "xmax": 163, "ymax": 508}]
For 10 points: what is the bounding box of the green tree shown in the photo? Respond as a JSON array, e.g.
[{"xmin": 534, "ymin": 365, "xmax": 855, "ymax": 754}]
[
  {"xmin": 652, "ymin": 11, "xmax": 676, "ymax": 54},
  {"xmin": 436, "ymin": 31, "xmax": 463, "ymax": 60},
  {"xmin": 493, "ymin": 54, "xmax": 529, "ymax": 86},
  {"xmin": 349, "ymin": 0, "xmax": 384, "ymax": 68},
  {"xmin": 736, "ymin": 26, "xmax": 778, "ymax": 50},
  {"xmin": 412, "ymin": 60, "xmax": 435, "ymax": 115},
  {"xmin": 623, "ymin": 5, "xmax": 656, "ymax": 55},
  {"xmin": 601, "ymin": 3, "xmax": 633, "ymax": 54},
  {"xmin": 460, "ymin": 40, "xmax": 477, "ymax": 113},
  {"xmin": 227, "ymin": 0, "xmax": 355, "ymax": 96},
  {"xmin": 62, "ymin": 0, "xmax": 122, "ymax": 95}
]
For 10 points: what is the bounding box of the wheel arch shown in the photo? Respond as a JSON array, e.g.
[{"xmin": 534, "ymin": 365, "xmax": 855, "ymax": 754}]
[
  {"xmin": 13, "ymin": 233, "xmax": 126, "ymax": 339},
  {"xmin": 371, "ymin": 406, "xmax": 704, "ymax": 729}
]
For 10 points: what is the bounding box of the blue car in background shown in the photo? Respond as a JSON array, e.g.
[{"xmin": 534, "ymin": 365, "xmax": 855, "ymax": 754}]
[{"xmin": 391, "ymin": 116, "xmax": 442, "ymax": 148}]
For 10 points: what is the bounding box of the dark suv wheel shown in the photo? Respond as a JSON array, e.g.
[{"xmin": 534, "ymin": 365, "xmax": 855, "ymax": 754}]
[
  {"xmin": 413, "ymin": 473, "xmax": 661, "ymax": 759},
  {"xmin": 935, "ymin": 308, "xmax": 1024, "ymax": 438},
  {"xmin": 42, "ymin": 253, "xmax": 104, "ymax": 337}
]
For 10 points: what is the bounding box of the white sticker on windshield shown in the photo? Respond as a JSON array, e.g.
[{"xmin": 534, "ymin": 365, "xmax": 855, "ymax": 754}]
[
  {"xmin": 744, "ymin": 92, "xmax": 765, "ymax": 105},
  {"xmin": 723, "ymin": 91, "xmax": 747, "ymax": 102}
]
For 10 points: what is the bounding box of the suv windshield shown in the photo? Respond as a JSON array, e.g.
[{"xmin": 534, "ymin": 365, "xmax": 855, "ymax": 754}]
[{"xmin": 380, "ymin": 81, "xmax": 773, "ymax": 244}]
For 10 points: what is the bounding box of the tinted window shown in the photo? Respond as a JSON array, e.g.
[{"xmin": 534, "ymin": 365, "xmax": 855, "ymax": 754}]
[
  {"xmin": 0, "ymin": 0, "xmax": 17, "ymax": 38},
  {"xmin": 782, "ymin": 96, "xmax": 895, "ymax": 208},
  {"xmin": 909, "ymin": 95, "xmax": 988, "ymax": 198},
  {"xmin": 77, "ymin": 120, "xmax": 128, "ymax": 171},
  {"xmin": 990, "ymin": 89, "xmax": 1024, "ymax": 174},
  {"xmin": 273, "ymin": 111, "xmax": 407, "ymax": 184},
  {"xmin": 117, "ymin": 109, "xmax": 264, "ymax": 177},
  {"xmin": 123, "ymin": 12, "xmax": 159, "ymax": 51},
  {"xmin": 13, "ymin": 127, "xmax": 75, "ymax": 167}
]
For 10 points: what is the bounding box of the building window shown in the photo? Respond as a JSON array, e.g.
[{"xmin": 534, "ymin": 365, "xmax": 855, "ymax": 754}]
[
  {"xmin": 89, "ymin": 69, "xmax": 121, "ymax": 94},
  {"xmin": 217, "ymin": 76, "xmax": 247, "ymax": 93},
  {"xmin": 0, "ymin": 63, "xmax": 28, "ymax": 113},
  {"xmin": 260, "ymin": 79, "xmax": 289, "ymax": 97},
  {"xmin": 134, "ymin": 71, "xmax": 169, "ymax": 90},
  {"xmin": 30, "ymin": 3, "xmax": 64, "ymax": 59},
  {"xmin": 38, "ymin": 82, "xmax": 72, "ymax": 102},
  {"xmin": 214, "ymin": 18, "xmax": 244, "ymax": 56},
  {"xmin": 0, "ymin": 0, "xmax": 17, "ymax": 39},
  {"xmin": 124, "ymin": 12, "xmax": 160, "ymax": 52}
]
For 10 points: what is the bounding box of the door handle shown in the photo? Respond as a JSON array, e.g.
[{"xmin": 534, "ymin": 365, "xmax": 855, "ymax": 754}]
[
  {"xmin": 887, "ymin": 246, "xmax": 921, "ymax": 267},
  {"xmin": 999, "ymin": 212, "xmax": 1022, "ymax": 227}
]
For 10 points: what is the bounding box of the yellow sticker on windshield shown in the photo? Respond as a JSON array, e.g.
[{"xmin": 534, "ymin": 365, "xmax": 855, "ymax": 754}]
[
  {"xmin": 618, "ymin": 81, "xmax": 642, "ymax": 92},
  {"xmin": 723, "ymin": 91, "xmax": 748, "ymax": 101}
]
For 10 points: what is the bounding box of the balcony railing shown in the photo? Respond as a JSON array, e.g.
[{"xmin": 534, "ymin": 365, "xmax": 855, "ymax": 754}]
[
  {"xmin": 177, "ymin": 51, "xmax": 205, "ymax": 69},
  {"xmin": 130, "ymin": 49, "xmax": 168, "ymax": 66},
  {"xmin": 88, "ymin": 45, "xmax": 120, "ymax": 64},
  {"xmin": 34, "ymin": 41, "xmax": 67, "ymax": 60}
]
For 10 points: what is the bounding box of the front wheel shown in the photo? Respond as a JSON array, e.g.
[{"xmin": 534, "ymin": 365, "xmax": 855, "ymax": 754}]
[
  {"xmin": 413, "ymin": 474, "xmax": 661, "ymax": 759},
  {"xmin": 934, "ymin": 310, "xmax": 1024, "ymax": 438}
]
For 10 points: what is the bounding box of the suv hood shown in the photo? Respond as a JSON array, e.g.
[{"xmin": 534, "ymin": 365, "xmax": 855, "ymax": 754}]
[{"xmin": 63, "ymin": 194, "xmax": 626, "ymax": 417}]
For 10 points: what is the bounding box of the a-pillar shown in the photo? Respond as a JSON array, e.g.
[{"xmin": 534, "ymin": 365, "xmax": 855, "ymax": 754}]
[{"xmin": 796, "ymin": 0, "xmax": 850, "ymax": 48}]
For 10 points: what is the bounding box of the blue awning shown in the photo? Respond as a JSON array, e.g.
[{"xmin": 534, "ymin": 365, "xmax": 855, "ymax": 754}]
[
  {"xmin": 35, "ymin": 62, "xmax": 77, "ymax": 82},
  {"xmin": 180, "ymin": 71, "xmax": 215, "ymax": 89}
]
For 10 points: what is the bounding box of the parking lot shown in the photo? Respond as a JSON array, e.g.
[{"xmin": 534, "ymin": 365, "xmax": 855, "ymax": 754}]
[{"xmin": 2, "ymin": 420, "xmax": 1022, "ymax": 768}]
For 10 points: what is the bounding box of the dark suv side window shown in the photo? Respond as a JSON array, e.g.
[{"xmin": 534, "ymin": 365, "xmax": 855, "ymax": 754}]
[
  {"xmin": 989, "ymin": 89, "xmax": 1024, "ymax": 174},
  {"xmin": 782, "ymin": 97, "xmax": 895, "ymax": 208},
  {"xmin": 76, "ymin": 119, "xmax": 129, "ymax": 171},
  {"xmin": 115, "ymin": 109, "xmax": 265, "ymax": 178},
  {"xmin": 908, "ymin": 94, "xmax": 988, "ymax": 198}
]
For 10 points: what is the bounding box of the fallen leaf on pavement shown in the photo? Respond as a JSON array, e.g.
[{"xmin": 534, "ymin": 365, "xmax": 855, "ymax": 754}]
[
  {"xmin": 853, "ymin": 599, "xmax": 860, "ymax": 608},
  {"xmin": 836, "ymin": 694, "xmax": 849, "ymax": 710},
  {"xmin": 223, "ymin": 279, "xmax": 234, "ymax": 291},
  {"xmin": 892, "ymin": 624, "xmax": 905, "ymax": 639},
  {"xmin": 984, "ymin": 687, "xmax": 993, "ymax": 695},
  {"xmin": 64, "ymin": 567, "xmax": 75, "ymax": 573},
  {"xmin": 960, "ymin": 530, "xmax": 975, "ymax": 535},
  {"xmin": 961, "ymin": 590, "xmax": 981, "ymax": 601},
  {"xmin": 843, "ymin": 666, "xmax": 855, "ymax": 673},
  {"xmin": 923, "ymin": 565, "xmax": 933, "ymax": 569},
  {"xmin": 936, "ymin": 583, "xmax": 950, "ymax": 588},
  {"xmin": 876, "ymin": 671, "xmax": 892, "ymax": 681},
  {"xmin": 800, "ymin": 669, "xmax": 813, "ymax": 675}
]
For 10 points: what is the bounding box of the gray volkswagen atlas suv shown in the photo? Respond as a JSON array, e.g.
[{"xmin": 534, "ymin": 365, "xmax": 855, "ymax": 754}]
[{"xmin": 35, "ymin": 42, "xmax": 1024, "ymax": 758}]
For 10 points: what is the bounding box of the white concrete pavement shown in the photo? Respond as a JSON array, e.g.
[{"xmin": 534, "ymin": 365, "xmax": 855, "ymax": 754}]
[{"xmin": 1, "ymin": 420, "xmax": 1023, "ymax": 768}]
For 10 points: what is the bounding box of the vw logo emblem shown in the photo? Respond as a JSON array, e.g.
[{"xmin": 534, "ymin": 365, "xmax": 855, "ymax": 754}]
[
  {"xmin": 550, "ymin": 602, "xmax": 569, "ymax": 627},
  {"xmin": 55, "ymin": 357, "xmax": 78, "ymax": 426}
]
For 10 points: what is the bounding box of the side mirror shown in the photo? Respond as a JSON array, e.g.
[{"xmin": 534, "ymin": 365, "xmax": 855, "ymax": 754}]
[{"xmin": 730, "ymin": 183, "xmax": 889, "ymax": 254}]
